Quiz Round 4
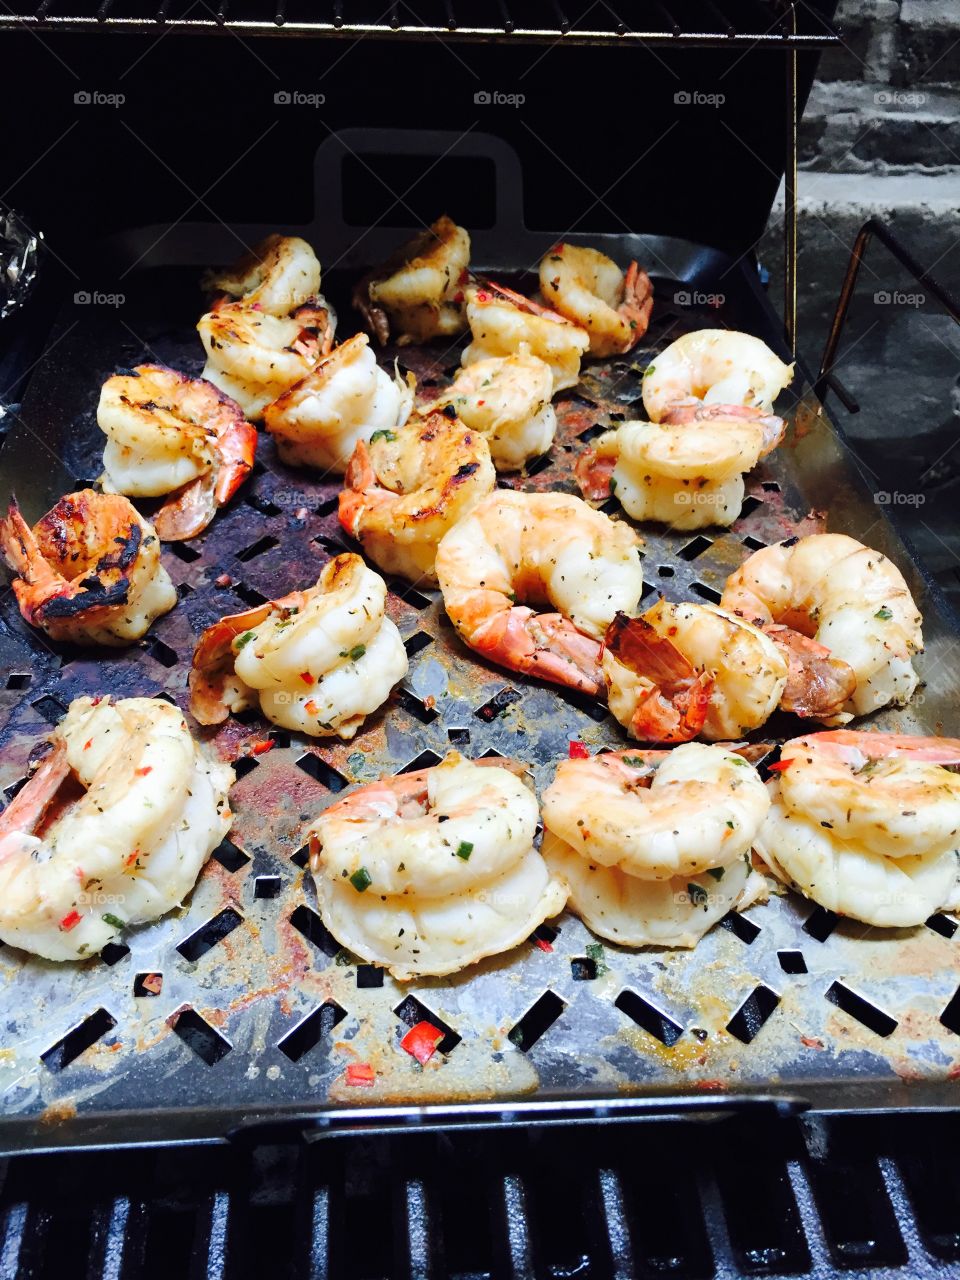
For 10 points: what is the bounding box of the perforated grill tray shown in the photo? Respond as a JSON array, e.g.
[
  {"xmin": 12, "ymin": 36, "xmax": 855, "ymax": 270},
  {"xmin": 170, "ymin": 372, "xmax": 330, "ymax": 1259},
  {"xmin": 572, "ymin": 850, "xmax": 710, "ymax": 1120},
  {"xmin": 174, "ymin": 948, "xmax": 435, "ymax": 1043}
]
[{"xmin": 1, "ymin": 253, "xmax": 960, "ymax": 1155}]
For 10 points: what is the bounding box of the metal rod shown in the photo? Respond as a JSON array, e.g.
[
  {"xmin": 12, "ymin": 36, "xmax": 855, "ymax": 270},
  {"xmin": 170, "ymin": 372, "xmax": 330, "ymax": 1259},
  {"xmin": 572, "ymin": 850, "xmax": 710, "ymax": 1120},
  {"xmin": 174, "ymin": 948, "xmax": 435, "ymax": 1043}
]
[
  {"xmin": 783, "ymin": 1, "xmax": 798, "ymax": 357},
  {"xmin": 815, "ymin": 218, "xmax": 960, "ymax": 403}
]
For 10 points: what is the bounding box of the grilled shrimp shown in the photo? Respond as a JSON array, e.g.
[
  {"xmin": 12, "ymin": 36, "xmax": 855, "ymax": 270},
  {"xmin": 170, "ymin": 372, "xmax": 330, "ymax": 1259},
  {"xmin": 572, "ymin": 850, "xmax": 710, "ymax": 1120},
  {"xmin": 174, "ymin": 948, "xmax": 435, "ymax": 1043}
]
[
  {"xmin": 0, "ymin": 491, "xmax": 176, "ymax": 646},
  {"xmin": 338, "ymin": 409, "xmax": 496, "ymax": 584},
  {"xmin": 263, "ymin": 333, "xmax": 415, "ymax": 475},
  {"xmin": 576, "ymin": 411, "xmax": 781, "ymax": 530},
  {"xmin": 203, "ymin": 234, "xmax": 321, "ymax": 315},
  {"xmin": 720, "ymin": 533, "xmax": 923, "ymax": 722},
  {"xmin": 98, "ymin": 364, "xmax": 257, "ymax": 540},
  {"xmin": 642, "ymin": 329, "xmax": 794, "ymax": 422},
  {"xmin": 462, "ymin": 280, "xmax": 590, "ymax": 393},
  {"xmin": 541, "ymin": 745, "xmax": 768, "ymax": 947},
  {"xmin": 435, "ymin": 490, "xmax": 644, "ymax": 694},
  {"xmin": 308, "ymin": 753, "xmax": 566, "ymax": 979},
  {"xmin": 436, "ymin": 345, "xmax": 557, "ymax": 471},
  {"xmin": 353, "ymin": 215, "xmax": 470, "ymax": 346},
  {"xmin": 755, "ymin": 730, "xmax": 960, "ymax": 927},
  {"xmin": 538, "ymin": 244, "xmax": 653, "ymax": 357},
  {"xmin": 198, "ymin": 298, "xmax": 335, "ymax": 420},
  {"xmin": 189, "ymin": 553, "xmax": 407, "ymax": 740},
  {"xmin": 603, "ymin": 602, "xmax": 789, "ymax": 743},
  {"xmin": 0, "ymin": 696, "xmax": 233, "ymax": 961}
]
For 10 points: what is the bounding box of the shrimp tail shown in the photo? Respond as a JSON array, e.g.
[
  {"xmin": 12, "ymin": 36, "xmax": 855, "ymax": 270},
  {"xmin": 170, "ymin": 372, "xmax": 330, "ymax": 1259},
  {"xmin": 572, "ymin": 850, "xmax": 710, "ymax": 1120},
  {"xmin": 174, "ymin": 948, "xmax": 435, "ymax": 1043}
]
[
  {"xmin": 574, "ymin": 449, "xmax": 615, "ymax": 502},
  {"xmin": 0, "ymin": 499, "xmax": 65, "ymax": 622},
  {"xmin": 213, "ymin": 418, "xmax": 258, "ymax": 506},
  {"xmin": 0, "ymin": 739, "xmax": 70, "ymax": 844},
  {"xmin": 470, "ymin": 605, "xmax": 603, "ymax": 694},
  {"xmin": 620, "ymin": 261, "xmax": 654, "ymax": 343},
  {"xmin": 785, "ymin": 729, "xmax": 960, "ymax": 766},
  {"xmin": 763, "ymin": 624, "xmax": 857, "ymax": 720},
  {"xmin": 153, "ymin": 472, "xmax": 218, "ymax": 542},
  {"xmin": 604, "ymin": 611, "xmax": 714, "ymax": 743},
  {"xmin": 661, "ymin": 402, "xmax": 785, "ymax": 456}
]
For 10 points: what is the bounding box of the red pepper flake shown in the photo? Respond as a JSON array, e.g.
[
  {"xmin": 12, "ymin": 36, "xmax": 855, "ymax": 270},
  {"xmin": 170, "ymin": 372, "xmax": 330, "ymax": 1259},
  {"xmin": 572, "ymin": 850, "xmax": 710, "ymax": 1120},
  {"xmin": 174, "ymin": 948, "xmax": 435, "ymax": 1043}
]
[
  {"xmin": 533, "ymin": 937, "xmax": 554, "ymax": 953},
  {"xmin": 59, "ymin": 910, "xmax": 82, "ymax": 932},
  {"xmin": 476, "ymin": 290, "xmax": 489, "ymax": 303},
  {"xmin": 300, "ymin": 671, "xmax": 315, "ymax": 685},
  {"xmin": 251, "ymin": 740, "xmax": 274, "ymax": 755},
  {"xmin": 477, "ymin": 400, "xmax": 485, "ymax": 406},
  {"xmin": 452, "ymin": 290, "xmax": 464, "ymax": 304},
  {"xmin": 766, "ymin": 759, "xmax": 792, "ymax": 773},
  {"xmin": 125, "ymin": 850, "xmax": 140, "ymax": 869},
  {"xmin": 800, "ymin": 1035, "xmax": 825, "ymax": 1050},
  {"xmin": 400, "ymin": 1021, "xmax": 444, "ymax": 1065},
  {"xmin": 304, "ymin": 699, "xmax": 318, "ymax": 716},
  {"xmin": 135, "ymin": 766, "xmax": 153, "ymax": 777},
  {"xmin": 345, "ymin": 1063, "xmax": 375, "ymax": 1087},
  {"xmin": 569, "ymin": 740, "xmax": 590, "ymax": 759},
  {"xmin": 215, "ymin": 573, "xmax": 233, "ymax": 588},
  {"xmin": 83, "ymin": 738, "xmax": 93, "ymax": 751}
]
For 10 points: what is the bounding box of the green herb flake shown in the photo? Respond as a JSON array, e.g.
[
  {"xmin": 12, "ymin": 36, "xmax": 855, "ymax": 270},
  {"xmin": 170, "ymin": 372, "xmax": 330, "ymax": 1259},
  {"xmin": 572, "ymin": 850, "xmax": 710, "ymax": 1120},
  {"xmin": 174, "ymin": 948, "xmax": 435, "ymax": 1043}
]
[
  {"xmin": 688, "ymin": 882, "xmax": 708, "ymax": 906},
  {"xmin": 349, "ymin": 867, "xmax": 372, "ymax": 893},
  {"xmin": 455, "ymin": 841, "xmax": 474, "ymax": 861},
  {"xmin": 585, "ymin": 941, "xmax": 608, "ymax": 975},
  {"xmin": 102, "ymin": 912, "xmax": 126, "ymax": 930},
  {"xmin": 235, "ymin": 631, "xmax": 257, "ymax": 650},
  {"xmin": 874, "ymin": 605, "xmax": 893, "ymax": 621},
  {"xmin": 348, "ymin": 644, "xmax": 366, "ymax": 662},
  {"xmin": 369, "ymin": 429, "xmax": 397, "ymax": 444},
  {"xmin": 707, "ymin": 867, "xmax": 725, "ymax": 881},
  {"xmin": 725, "ymin": 820, "xmax": 735, "ymax": 830}
]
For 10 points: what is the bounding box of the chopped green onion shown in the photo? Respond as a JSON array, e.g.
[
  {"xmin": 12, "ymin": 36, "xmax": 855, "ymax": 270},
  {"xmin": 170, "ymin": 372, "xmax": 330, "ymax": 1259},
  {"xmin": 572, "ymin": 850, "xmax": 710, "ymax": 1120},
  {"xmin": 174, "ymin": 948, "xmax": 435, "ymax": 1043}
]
[
  {"xmin": 235, "ymin": 631, "xmax": 256, "ymax": 649},
  {"xmin": 370, "ymin": 429, "xmax": 397, "ymax": 444},
  {"xmin": 348, "ymin": 644, "xmax": 366, "ymax": 661},
  {"xmin": 349, "ymin": 867, "xmax": 372, "ymax": 893},
  {"xmin": 875, "ymin": 605, "xmax": 893, "ymax": 621},
  {"xmin": 455, "ymin": 841, "xmax": 473, "ymax": 861},
  {"xmin": 102, "ymin": 912, "xmax": 126, "ymax": 930}
]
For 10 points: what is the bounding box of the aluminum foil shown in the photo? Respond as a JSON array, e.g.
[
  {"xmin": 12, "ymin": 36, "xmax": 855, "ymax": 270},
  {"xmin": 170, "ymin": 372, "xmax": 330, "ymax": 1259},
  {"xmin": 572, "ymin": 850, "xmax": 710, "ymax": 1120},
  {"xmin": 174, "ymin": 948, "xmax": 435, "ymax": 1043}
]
[{"xmin": 0, "ymin": 209, "xmax": 41, "ymax": 321}]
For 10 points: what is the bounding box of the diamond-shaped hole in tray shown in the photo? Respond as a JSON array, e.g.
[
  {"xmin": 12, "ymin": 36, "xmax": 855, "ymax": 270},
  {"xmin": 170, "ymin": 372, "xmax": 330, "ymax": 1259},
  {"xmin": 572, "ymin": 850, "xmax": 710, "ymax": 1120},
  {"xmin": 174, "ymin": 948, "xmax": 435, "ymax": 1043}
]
[
  {"xmin": 211, "ymin": 837, "xmax": 251, "ymax": 872},
  {"xmin": 31, "ymin": 695, "xmax": 68, "ymax": 725},
  {"xmin": 295, "ymin": 754, "xmax": 349, "ymax": 791},
  {"xmin": 507, "ymin": 991, "xmax": 567, "ymax": 1053},
  {"xmin": 726, "ymin": 985, "xmax": 781, "ymax": 1044},
  {"xmin": 777, "ymin": 950, "xmax": 808, "ymax": 975},
  {"xmin": 396, "ymin": 749, "xmax": 443, "ymax": 775},
  {"xmin": 803, "ymin": 907, "xmax": 839, "ymax": 943},
  {"xmin": 615, "ymin": 989, "xmax": 683, "ymax": 1047},
  {"xmin": 134, "ymin": 972, "xmax": 163, "ymax": 997},
  {"xmin": 678, "ymin": 535, "xmax": 713, "ymax": 561},
  {"xmin": 474, "ymin": 688, "xmax": 521, "ymax": 722},
  {"xmin": 826, "ymin": 982, "xmax": 898, "ymax": 1038},
  {"xmin": 403, "ymin": 631, "xmax": 434, "ymax": 659},
  {"xmin": 357, "ymin": 964, "xmax": 384, "ymax": 989},
  {"xmin": 254, "ymin": 875, "xmax": 282, "ymax": 899},
  {"xmin": 5, "ymin": 673, "xmax": 31, "ymax": 690},
  {"xmin": 177, "ymin": 908, "xmax": 244, "ymax": 962},
  {"xmin": 236, "ymin": 535, "xmax": 279, "ymax": 563},
  {"xmin": 395, "ymin": 688, "xmax": 439, "ymax": 725},
  {"xmin": 289, "ymin": 904, "xmax": 340, "ymax": 958},
  {"xmin": 394, "ymin": 995, "xmax": 461, "ymax": 1054},
  {"xmin": 41, "ymin": 1008, "xmax": 117, "ymax": 1072},
  {"xmin": 571, "ymin": 957, "xmax": 598, "ymax": 981},
  {"xmin": 277, "ymin": 1000, "xmax": 347, "ymax": 1062},
  {"xmin": 926, "ymin": 913, "xmax": 958, "ymax": 939},
  {"xmin": 170, "ymin": 1008, "xmax": 233, "ymax": 1065},
  {"xmin": 720, "ymin": 912, "xmax": 761, "ymax": 945}
]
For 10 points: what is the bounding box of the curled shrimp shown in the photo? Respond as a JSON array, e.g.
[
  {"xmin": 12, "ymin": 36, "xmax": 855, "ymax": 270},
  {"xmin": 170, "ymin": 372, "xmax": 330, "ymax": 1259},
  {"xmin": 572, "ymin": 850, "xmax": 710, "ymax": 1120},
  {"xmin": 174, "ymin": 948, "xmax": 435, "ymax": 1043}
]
[
  {"xmin": 263, "ymin": 333, "xmax": 415, "ymax": 475},
  {"xmin": 203, "ymin": 234, "xmax": 322, "ymax": 315},
  {"xmin": 338, "ymin": 408, "xmax": 496, "ymax": 585},
  {"xmin": 198, "ymin": 298, "xmax": 335, "ymax": 420},
  {"xmin": 642, "ymin": 329, "xmax": 794, "ymax": 422},
  {"xmin": 720, "ymin": 533, "xmax": 923, "ymax": 722},
  {"xmin": 755, "ymin": 730, "xmax": 960, "ymax": 927},
  {"xmin": 0, "ymin": 696, "xmax": 234, "ymax": 961},
  {"xmin": 436, "ymin": 344, "xmax": 556, "ymax": 471},
  {"xmin": 602, "ymin": 601, "xmax": 788, "ymax": 743},
  {"xmin": 542, "ymin": 744, "xmax": 768, "ymax": 947},
  {"xmin": 0, "ymin": 490, "xmax": 176, "ymax": 646},
  {"xmin": 308, "ymin": 753, "xmax": 567, "ymax": 979},
  {"xmin": 97, "ymin": 363, "xmax": 257, "ymax": 540},
  {"xmin": 538, "ymin": 243, "xmax": 653, "ymax": 357},
  {"xmin": 189, "ymin": 553, "xmax": 408, "ymax": 739},
  {"xmin": 576, "ymin": 411, "xmax": 778, "ymax": 530},
  {"xmin": 435, "ymin": 490, "xmax": 644, "ymax": 694},
  {"xmin": 353, "ymin": 215, "xmax": 470, "ymax": 346},
  {"xmin": 462, "ymin": 280, "xmax": 590, "ymax": 393}
]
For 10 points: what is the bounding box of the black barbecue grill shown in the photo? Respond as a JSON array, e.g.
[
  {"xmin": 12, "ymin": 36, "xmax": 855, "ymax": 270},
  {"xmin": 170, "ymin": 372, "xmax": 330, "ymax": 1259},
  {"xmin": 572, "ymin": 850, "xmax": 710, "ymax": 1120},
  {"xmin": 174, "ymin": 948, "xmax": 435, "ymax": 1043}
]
[{"xmin": 4, "ymin": 3, "xmax": 960, "ymax": 1276}]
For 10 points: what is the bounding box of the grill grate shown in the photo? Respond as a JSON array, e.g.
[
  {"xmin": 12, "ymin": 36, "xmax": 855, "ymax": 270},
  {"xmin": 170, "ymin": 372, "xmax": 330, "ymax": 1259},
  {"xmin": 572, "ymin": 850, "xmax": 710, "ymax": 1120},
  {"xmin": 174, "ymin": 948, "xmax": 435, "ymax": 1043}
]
[
  {"xmin": 0, "ymin": 0, "xmax": 835, "ymax": 43},
  {"xmin": 0, "ymin": 1113, "xmax": 958, "ymax": 1277},
  {"xmin": 1, "ymin": 260, "xmax": 960, "ymax": 1153}
]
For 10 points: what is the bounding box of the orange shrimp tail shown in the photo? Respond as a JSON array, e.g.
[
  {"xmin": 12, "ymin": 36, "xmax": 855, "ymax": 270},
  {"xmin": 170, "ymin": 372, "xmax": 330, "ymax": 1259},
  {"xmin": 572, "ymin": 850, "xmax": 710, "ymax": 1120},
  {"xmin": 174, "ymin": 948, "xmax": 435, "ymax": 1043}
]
[
  {"xmin": 213, "ymin": 419, "xmax": 258, "ymax": 506},
  {"xmin": 154, "ymin": 473, "xmax": 218, "ymax": 542},
  {"xmin": 0, "ymin": 500, "xmax": 70, "ymax": 624},
  {"xmin": 0, "ymin": 740, "xmax": 70, "ymax": 845},
  {"xmin": 339, "ymin": 439, "xmax": 381, "ymax": 537},
  {"xmin": 629, "ymin": 671, "xmax": 714, "ymax": 744},
  {"xmin": 784, "ymin": 730, "xmax": 960, "ymax": 765},
  {"xmin": 574, "ymin": 450, "xmax": 615, "ymax": 502},
  {"xmin": 605, "ymin": 611, "xmax": 714, "ymax": 743},
  {"xmin": 474, "ymin": 278, "xmax": 573, "ymax": 328},
  {"xmin": 763, "ymin": 624, "xmax": 857, "ymax": 720},
  {"xmin": 619, "ymin": 261, "xmax": 654, "ymax": 349},
  {"xmin": 469, "ymin": 605, "xmax": 603, "ymax": 694}
]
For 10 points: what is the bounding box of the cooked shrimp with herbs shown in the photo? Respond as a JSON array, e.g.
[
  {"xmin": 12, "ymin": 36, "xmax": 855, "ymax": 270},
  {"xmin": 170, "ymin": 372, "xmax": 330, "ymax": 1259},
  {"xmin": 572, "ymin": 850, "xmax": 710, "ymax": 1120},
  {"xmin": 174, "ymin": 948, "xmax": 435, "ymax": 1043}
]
[
  {"xmin": 641, "ymin": 329, "xmax": 794, "ymax": 423},
  {"xmin": 203, "ymin": 234, "xmax": 322, "ymax": 315},
  {"xmin": 353, "ymin": 215, "xmax": 471, "ymax": 346},
  {"xmin": 721, "ymin": 533, "xmax": 923, "ymax": 722},
  {"xmin": 461, "ymin": 280, "xmax": 590, "ymax": 393},
  {"xmin": 308, "ymin": 753, "xmax": 567, "ymax": 979},
  {"xmin": 97, "ymin": 364, "xmax": 257, "ymax": 539},
  {"xmin": 189, "ymin": 553, "xmax": 407, "ymax": 739},
  {"xmin": 755, "ymin": 731, "xmax": 960, "ymax": 927},
  {"xmin": 435, "ymin": 490, "xmax": 644, "ymax": 694},
  {"xmin": 0, "ymin": 696, "xmax": 234, "ymax": 961},
  {"xmin": 538, "ymin": 243, "xmax": 653, "ymax": 357},
  {"xmin": 0, "ymin": 490, "xmax": 176, "ymax": 646},
  {"xmin": 338, "ymin": 408, "xmax": 496, "ymax": 585},
  {"xmin": 542, "ymin": 744, "xmax": 769, "ymax": 947},
  {"xmin": 436, "ymin": 345, "xmax": 556, "ymax": 471},
  {"xmin": 263, "ymin": 333, "xmax": 415, "ymax": 475}
]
